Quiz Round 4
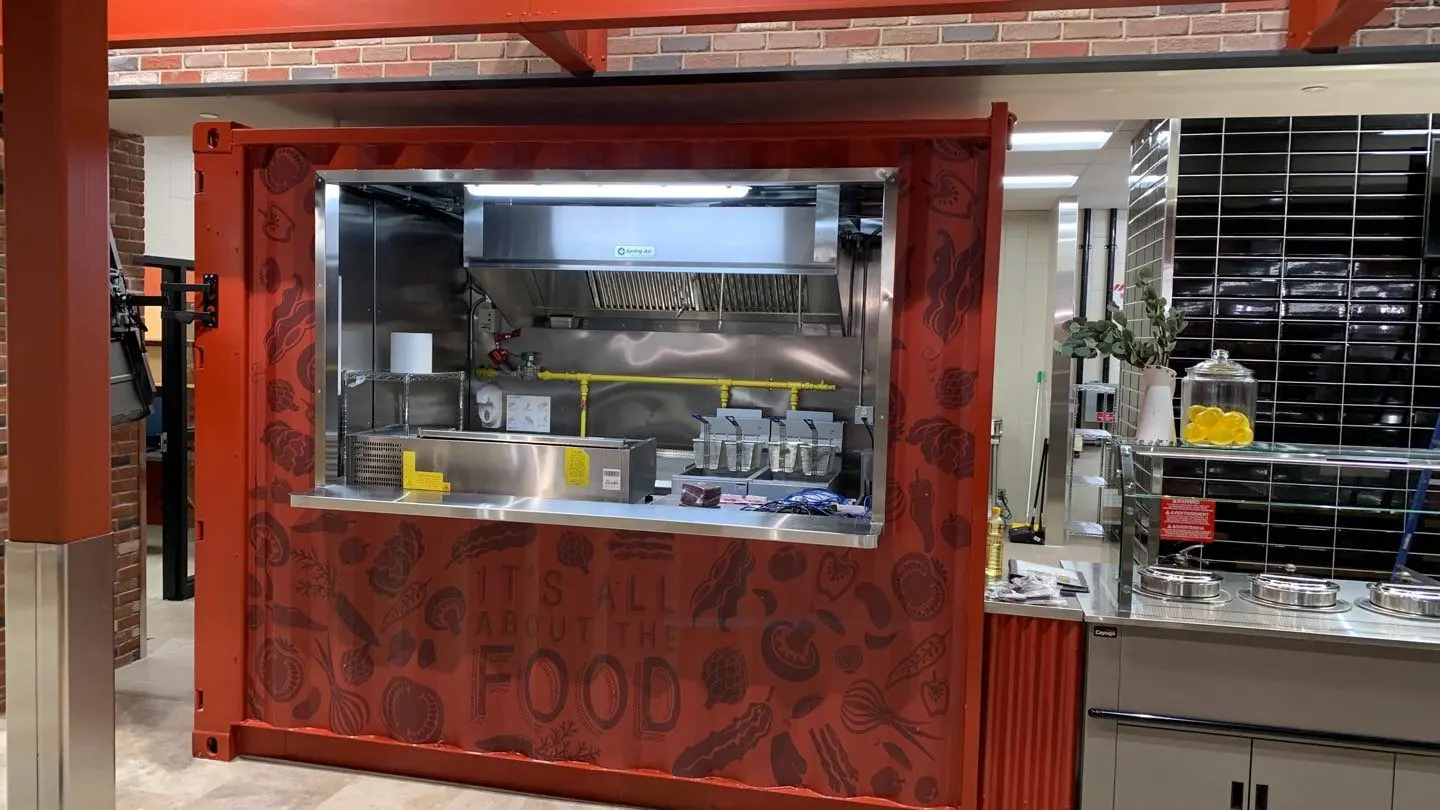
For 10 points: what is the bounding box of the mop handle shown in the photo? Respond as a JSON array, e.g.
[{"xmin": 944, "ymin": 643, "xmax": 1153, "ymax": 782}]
[
  {"xmin": 1024, "ymin": 370, "xmax": 1044, "ymax": 520},
  {"xmin": 1393, "ymin": 412, "xmax": 1440, "ymax": 576}
]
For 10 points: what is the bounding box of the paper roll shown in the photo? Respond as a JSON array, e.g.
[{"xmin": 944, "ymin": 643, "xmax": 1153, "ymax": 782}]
[{"xmin": 389, "ymin": 332, "xmax": 433, "ymax": 374}]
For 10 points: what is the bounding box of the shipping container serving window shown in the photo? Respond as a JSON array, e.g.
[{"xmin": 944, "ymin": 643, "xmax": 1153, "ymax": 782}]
[{"xmin": 294, "ymin": 169, "xmax": 896, "ymax": 548}]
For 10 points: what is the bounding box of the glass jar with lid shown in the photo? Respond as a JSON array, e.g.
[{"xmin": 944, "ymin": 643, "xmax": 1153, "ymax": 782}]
[{"xmin": 1180, "ymin": 350, "xmax": 1257, "ymax": 447}]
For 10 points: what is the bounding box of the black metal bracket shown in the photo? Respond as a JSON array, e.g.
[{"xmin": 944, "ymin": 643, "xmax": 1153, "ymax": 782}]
[{"xmin": 132, "ymin": 273, "xmax": 219, "ymax": 329}]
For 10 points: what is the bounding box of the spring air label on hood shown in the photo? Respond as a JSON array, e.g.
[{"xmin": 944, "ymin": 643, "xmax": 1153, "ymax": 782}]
[{"xmin": 613, "ymin": 245, "xmax": 657, "ymax": 259}]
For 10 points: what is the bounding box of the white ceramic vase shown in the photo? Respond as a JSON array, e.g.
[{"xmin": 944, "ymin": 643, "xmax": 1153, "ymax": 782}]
[{"xmin": 1135, "ymin": 365, "xmax": 1178, "ymax": 445}]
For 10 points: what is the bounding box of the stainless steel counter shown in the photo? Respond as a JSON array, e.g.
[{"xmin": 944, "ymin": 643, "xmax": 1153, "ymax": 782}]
[
  {"xmin": 985, "ymin": 562, "xmax": 1440, "ymax": 650},
  {"xmin": 291, "ymin": 485, "xmax": 879, "ymax": 547}
]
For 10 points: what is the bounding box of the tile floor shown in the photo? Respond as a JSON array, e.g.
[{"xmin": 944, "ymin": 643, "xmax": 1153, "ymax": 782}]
[{"xmin": 0, "ymin": 544, "xmax": 636, "ymax": 809}]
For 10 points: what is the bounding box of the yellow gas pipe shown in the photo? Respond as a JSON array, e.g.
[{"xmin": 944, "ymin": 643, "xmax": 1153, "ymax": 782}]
[
  {"xmin": 578, "ymin": 378, "xmax": 590, "ymax": 438},
  {"xmin": 535, "ymin": 371, "xmax": 836, "ymax": 437}
]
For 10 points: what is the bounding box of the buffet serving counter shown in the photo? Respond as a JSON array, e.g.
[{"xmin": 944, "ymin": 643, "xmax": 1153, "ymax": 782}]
[
  {"xmin": 987, "ymin": 562, "xmax": 1440, "ymax": 649},
  {"xmin": 293, "ymin": 483, "xmax": 879, "ymax": 546}
]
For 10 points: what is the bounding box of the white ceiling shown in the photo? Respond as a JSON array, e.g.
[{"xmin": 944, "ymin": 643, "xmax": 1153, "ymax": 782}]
[{"xmin": 1002, "ymin": 120, "xmax": 1141, "ymax": 212}]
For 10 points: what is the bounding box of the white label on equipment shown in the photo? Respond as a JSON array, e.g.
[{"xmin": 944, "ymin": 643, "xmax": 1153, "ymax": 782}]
[
  {"xmin": 613, "ymin": 245, "xmax": 656, "ymax": 259},
  {"xmin": 602, "ymin": 469, "xmax": 623, "ymax": 491}
]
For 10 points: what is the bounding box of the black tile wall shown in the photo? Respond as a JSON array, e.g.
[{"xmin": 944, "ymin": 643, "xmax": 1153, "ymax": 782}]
[
  {"xmin": 1116, "ymin": 120, "xmax": 1174, "ymax": 567},
  {"xmin": 1157, "ymin": 113, "xmax": 1440, "ymax": 578}
]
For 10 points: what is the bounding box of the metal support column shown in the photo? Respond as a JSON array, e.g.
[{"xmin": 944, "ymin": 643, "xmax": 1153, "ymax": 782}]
[
  {"xmin": 1043, "ymin": 198, "xmax": 1081, "ymax": 544},
  {"xmin": 3, "ymin": 0, "xmax": 116, "ymax": 806},
  {"xmin": 161, "ymin": 259, "xmax": 196, "ymax": 601}
]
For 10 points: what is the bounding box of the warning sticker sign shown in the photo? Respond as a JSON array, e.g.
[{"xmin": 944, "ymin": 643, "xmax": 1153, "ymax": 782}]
[
  {"xmin": 564, "ymin": 448, "xmax": 591, "ymax": 488},
  {"xmin": 1159, "ymin": 496, "xmax": 1216, "ymax": 543}
]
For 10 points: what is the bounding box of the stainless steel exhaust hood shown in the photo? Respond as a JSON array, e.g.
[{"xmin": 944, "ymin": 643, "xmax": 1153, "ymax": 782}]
[
  {"xmin": 464, "ymin": 185, "xmax": 839, "ymax": 276},
  {"xmin": 462, "ymin": 182, "xmax": 858, "ymax": 332}
]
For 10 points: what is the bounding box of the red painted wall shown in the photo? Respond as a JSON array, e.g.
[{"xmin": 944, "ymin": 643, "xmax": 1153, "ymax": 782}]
[{"xmin": 200, "ymin": 115, "xmax": 1005, "ymax": 810}]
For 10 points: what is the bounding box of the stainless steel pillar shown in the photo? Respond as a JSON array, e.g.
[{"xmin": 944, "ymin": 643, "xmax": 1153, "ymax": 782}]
[
  {"xmin": 1044, "ymin": 198, "xmax": 1081, "ymax": 544},
  {"xmin": 6, "ymin": 535, "xmax": 117, "ymax": 809}
]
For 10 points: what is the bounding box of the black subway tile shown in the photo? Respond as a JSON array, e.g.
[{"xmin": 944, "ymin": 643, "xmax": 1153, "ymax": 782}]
[
  {"xmin": 1282, "ymin": 301, "xmax": 1348, "ymax": 319},
  {"xmin": 1355, "ymin": 259, "xmax": 1421, "ymax": 279},
  {"xmin": 1356, "ymin": 216, "xmax": 1424, "ymax": 238},
  {"xmin": 1219, "ymin": 299, "xmax": 1280, "ymax": 318},
  {"xmin": 1280, "ymin": 342, "xmax": 1345, "ymax": 363},
  {"xmin": 1287, "ymin": 174, "xmax": 1356, "ymax": 194},
  {"xmin": 1221, "ymin": 195, "xmax": 1285, "ymax": 216},
  {"xmin": 1351, "ymin": 281, "xmax": 1418, "ymax": 300},
  {"xmin": 1356, "ymin": 195, "xmax": 1425, "ymax": 216},
  {"xmin": 1181, "ymin": 154, "xmax": 1222, "ymax": 175},
  {"xmin": 1293, "ymin": 115, "xmax": 1358, "ymax": 132},
  {"xmin": 1179, "ymin": 133, "xmax": 1223, "ymax": 154},
  {"xmin": 1290, "ymin": 152, "xmax": 1358, "ymax": 174},
  {"xmin": 1281, "ymin": 321, "xmax": 1346, "ymax": 341},
  {"xmin": 1281, "ymin": 280, "xmax": 1347, "ymax": 299},
  {"xmin": 1357, "ymin": 173, "xmax": 1427, "ymax": 195},
  {"xmin": 1347, "ymin": 343, "xmax": 1415, "ymax": 364},
  {"xmin": 1361, "ymin": 131, "xmax": 1430, "ymax": 151},
  {"xmin": 1277, "ymin": 363, "xmax": 1344, "ymax": 383},
  {"xmin": 1222, "ymin": 174, "xmax": 1285, "ymax": 195},
  {"xmin": 1288, "ymin": 196, "xmax": 1355, "ymax": 216},
  {"xmin": 1224, "ymin": 133, "xmax": 1291, "ymax": 154},
  {"xmin": 1214, "ymin": 319, "xmax": 1280, "ymax": 340},
  {"xmin": 1359, "ymin": 152, "xmax": 1428, "ymax": 174},
  {"xmin": 1217, "ymin": 258, "xmax": 1284, "ymax": 277},
  {"xmin": 1354, "ymin": 237, "xmax": 1424, "ymax": 259},
  {"xmin": 1344, "ymin": 385, "xmax": 1414, "ymax": 406},
  {"xmin": 1360, "ymin": 113, "xmax": 1429, "ymax": 130},
  {"xmin": 1287, "ymin": 218, "xmax": 1353, "ymax": 238},
  {"xmin": 1289, "ymin": 131, "xmax": 1358, "ymax": 152},
  {"xmin": 1177, "ymin": 196, "xmax": 1220, "ymax": 216}
]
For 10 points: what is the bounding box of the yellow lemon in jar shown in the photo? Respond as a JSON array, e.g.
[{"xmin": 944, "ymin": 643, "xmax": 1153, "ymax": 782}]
[
  {"xmin": 1235, "ymin": 426, "xmax": 1255, "ymax": 446},
  {"xmin": 1207, "ymin": 423, "xmax": 1237, "ymax": 446},
  {"xmin": 1182, "ymin": 422, "xmax": 1207, "ymax": 444},
  {"xmin": 1192, "ymin": 407, "xmax": 1224, "ymax": 430},
  {"xmin": 1187, "ymin": 405, "xmax": 1207, "ymax": 422},
  {"xmin": 1222, "ymin": 410, "xmax": 1250, "ymax": 429}
]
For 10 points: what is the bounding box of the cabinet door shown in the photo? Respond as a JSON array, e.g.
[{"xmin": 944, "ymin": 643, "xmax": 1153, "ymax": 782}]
[
  {"xmin": 1114, "ymin": 725, "xmax": 1251, "ymax": 810},
  {"xmin": 1249, "ymin": 740, "xmax": 1393, "ymax": 810},
  {"xmin": 1394, "ymin": 754, "xmax": 1440, "ymax": 810}
]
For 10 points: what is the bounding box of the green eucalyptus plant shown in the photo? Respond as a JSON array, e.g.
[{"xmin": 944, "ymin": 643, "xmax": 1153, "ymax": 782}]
[{"xmin": 1055, "ymin": 267, "xmax": 1187, "ymax": 368}]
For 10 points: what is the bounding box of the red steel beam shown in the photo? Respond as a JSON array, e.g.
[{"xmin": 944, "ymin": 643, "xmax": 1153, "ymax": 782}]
[
  {"xmin": 522, "ymin": 29, "xmax": 607, "ymax": 74},
  {"xmin": 1288, "ymin": 0, "xmax": 1393, "ymax": 49},
  {"xmin": 0, "ymin": 0, "xmax": 526, "ymax": 47}
]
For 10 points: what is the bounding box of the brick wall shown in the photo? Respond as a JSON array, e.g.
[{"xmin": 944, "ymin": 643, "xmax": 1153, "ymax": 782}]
[
  {"xmin": 110, "ymin": 132, "xmax": 147, "ymax": 668},
  {"xmin": 105, "ymin": 3, "xmax": 1436, "ymax": 82},
  {"xmin": 0, "ymin": 132, "xmax": 147, "ymax": 712}
]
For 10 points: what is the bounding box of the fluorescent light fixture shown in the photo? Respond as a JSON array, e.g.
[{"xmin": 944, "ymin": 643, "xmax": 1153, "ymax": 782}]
[
  {"xmin": 1002, "ymin": 175, "xmax": 1079, "ymax": 190},
  {"xmin": 465, "ymin": 183, "xmax": 751, "ymax": 200},
  {"xmin": 1011, "ymin": 130, "xmax": 1113, "ymax": 152}
]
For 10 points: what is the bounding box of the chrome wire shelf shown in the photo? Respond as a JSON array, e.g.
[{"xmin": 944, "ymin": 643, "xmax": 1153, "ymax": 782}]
[
  {"xmin": 337, "ymin": 370, "xmax": 466, "ymax": 478},
  {"xmin": 343, "ymin": 370, "xmax": 467, "ymax": 386}
]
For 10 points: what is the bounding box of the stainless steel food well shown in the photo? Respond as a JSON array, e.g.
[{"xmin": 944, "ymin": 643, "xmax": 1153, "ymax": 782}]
[
  {"xmin": 1136, "ymin": 566, "xmax": 1224, "ymax": 600},
  {"xmin": 1248, "ymin": 573, "xmax": 1341, "ymax": 609},
  {"xmin": 1368, "ymin": 582, "xmax": 1440, "ymax": 619}
]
